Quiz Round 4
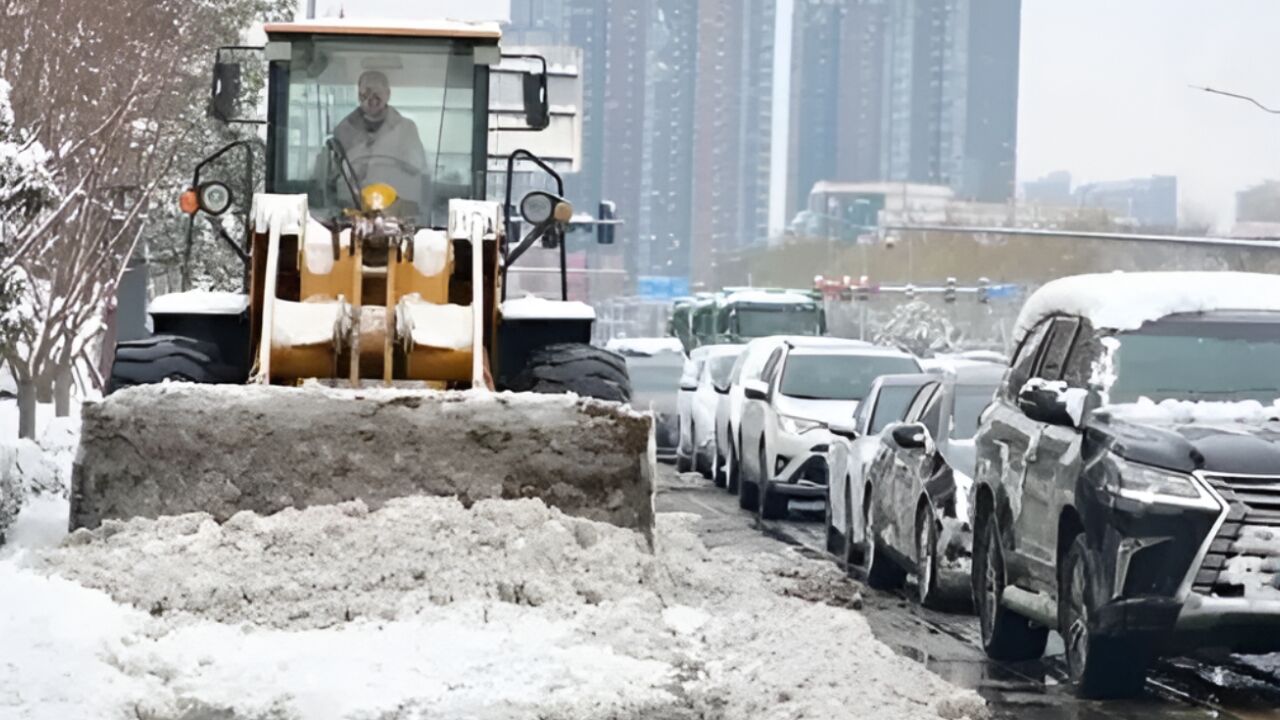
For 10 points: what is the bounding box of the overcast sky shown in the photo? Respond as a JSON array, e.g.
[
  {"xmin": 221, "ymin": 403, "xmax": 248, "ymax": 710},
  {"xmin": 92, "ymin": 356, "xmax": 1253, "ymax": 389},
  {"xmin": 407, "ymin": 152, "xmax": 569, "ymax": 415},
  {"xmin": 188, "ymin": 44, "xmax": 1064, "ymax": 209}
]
[{"xmin": 310, "ymin": 0, "xmax": 1280, "ymax": 231}]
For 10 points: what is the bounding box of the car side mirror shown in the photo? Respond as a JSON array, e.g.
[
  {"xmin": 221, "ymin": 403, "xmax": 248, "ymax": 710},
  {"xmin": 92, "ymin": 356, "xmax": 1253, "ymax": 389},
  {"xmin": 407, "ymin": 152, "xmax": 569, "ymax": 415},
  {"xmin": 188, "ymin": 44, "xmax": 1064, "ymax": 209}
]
[
  {"xmin": 1017, "ymin": 381, "xmax": 1081, "ymax": 427},
  {"xmin": 209, "ymin": 61, "xmax": 242, "ymax": 123},
  {"xmin": 890, "ymin": 422, "xmax": 930, "ymax": 451},
  {"xmin": 744, "ymin": 379, "xmax": 769, "ymax": 402},
  {"xmin": 828, "ymin": 420, "xmax": 860, "ymax": 440}
]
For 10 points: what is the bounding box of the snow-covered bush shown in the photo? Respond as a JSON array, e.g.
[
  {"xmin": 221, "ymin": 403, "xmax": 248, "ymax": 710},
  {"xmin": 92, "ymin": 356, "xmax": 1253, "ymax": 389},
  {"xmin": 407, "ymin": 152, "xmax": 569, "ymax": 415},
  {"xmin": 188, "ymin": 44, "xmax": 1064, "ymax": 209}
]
[{"xmin": 872, "ymin": 300, "xmax": 962, "ymax": 358}]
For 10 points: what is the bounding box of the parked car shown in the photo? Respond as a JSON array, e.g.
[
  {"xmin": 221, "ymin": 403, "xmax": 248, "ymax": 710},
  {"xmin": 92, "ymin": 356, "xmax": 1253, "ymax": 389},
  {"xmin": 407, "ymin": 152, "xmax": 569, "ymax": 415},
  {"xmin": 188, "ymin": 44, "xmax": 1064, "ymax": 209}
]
[
  {"xmin": 619, "ymin": 340, "xmax": 685, "ymax": 461},
  {"xmin": 715, "ymin": 336, "xmax": 852, "ymax": 492},
  {"xmin": 824, "ymin": 373, "xmax": 934, "ymax": 567},
  {"xmin": 737, "ymin": 341, "xmax": 921, "ymax": 519},
  {"xmin": 677, "ymin": 345, "xmax": 737, "ymax": 472},
  {"xmin": 691, "ymin": 345, "xmax": 745, "ymax": 479},
  {"xmin": 971, "ymin": 271, "xmax": 1280, "ymax": 698},
  {"xmin": 857, "ymin": 365, "xmax": 1002, "ymax": 608}
]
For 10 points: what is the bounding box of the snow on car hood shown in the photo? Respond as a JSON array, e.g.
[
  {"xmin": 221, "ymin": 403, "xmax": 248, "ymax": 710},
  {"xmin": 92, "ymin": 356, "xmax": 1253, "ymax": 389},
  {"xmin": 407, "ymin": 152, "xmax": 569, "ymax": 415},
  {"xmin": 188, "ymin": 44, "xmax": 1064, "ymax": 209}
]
[{"xmin": 773, "ymin": 395, "xmax": 859, "ymax": 426}]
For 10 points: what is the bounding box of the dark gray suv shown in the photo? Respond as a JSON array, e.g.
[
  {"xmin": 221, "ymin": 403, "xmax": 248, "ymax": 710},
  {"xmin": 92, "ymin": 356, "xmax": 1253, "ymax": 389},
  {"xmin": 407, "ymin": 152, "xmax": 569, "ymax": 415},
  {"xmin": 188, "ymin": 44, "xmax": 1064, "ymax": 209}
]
[{"xmin": 972, "ymin": 275, "xmax": 1280, "ymax": 699}]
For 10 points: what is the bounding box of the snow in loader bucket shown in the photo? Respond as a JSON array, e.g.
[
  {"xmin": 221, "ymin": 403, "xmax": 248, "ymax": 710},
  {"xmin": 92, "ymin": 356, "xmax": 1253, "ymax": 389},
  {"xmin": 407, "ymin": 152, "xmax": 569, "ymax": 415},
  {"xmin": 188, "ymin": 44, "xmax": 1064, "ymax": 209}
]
[{"xmin": 70, "ymin": 383, "xmax": 656, "ymax": 539}]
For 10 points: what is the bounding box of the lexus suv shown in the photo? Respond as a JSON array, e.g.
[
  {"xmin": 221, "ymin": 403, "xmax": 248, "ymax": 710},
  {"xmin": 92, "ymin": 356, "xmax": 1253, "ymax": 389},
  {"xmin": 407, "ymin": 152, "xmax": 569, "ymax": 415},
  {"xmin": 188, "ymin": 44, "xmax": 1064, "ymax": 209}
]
[{"xmin": 971, "ymin": 271, "xmax": 1280, "ymax": 699}]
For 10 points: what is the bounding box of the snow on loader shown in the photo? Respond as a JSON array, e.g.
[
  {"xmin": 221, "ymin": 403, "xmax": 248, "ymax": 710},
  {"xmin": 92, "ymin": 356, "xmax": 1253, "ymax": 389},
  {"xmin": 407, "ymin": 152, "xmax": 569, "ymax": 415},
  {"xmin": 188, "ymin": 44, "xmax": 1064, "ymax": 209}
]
[{"xmin": 71, "ymin": 20, "xmax": 654, "ymax": 535}]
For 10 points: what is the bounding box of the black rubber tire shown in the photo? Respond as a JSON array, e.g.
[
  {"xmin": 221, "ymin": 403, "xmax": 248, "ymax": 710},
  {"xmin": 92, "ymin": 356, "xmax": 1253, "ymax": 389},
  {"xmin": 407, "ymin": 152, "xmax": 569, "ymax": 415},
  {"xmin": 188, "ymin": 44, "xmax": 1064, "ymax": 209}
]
[
  {"xmin": 974, "ymin": 517, "xmax": 1050, "ymax": 661},
  {"xmin": 108, "ymin": 335, "xmax": 241, "ymax": 395},
  {"xmin": 1060, "ymin": 536, "xmax": 1151, "ymax": 699},
  {"xmin": 843, "ymin": 483, "xmax": 865, "ymax": 575},
  {"xmin": 508, "ymin": 343, "xmax": 631, "ymax": 403},
  {"xmin": 758, "ymin": 443, "xmax": 788, "ymax": 520},
  {"xmin": 864, "ymin": 494, "xmax": 907, "ymax": 590},
  {"xmin": 738, "ymin": 442, "xmax": 759, "ymax": 511},
  {"xmin": 693, "ymin": 423, "xmax": 712, "ymax": 478},
  {"xmin": 712, "ymin": 432, "xmax": 728, "ymax": 488},
  {"xmin": 824, "ymin": 490, "xmax": 845, "ymax": 556},
  {"xmin": 676, "ymin": 451, "xmax": 692, "ymax": 473},
  {"xmin": 727, "ymin": 436, "xmax": 740, "ymax": 494},
  {"xmin": 916, "ymin": 503, "xmax": 943, "ymax": 609}
]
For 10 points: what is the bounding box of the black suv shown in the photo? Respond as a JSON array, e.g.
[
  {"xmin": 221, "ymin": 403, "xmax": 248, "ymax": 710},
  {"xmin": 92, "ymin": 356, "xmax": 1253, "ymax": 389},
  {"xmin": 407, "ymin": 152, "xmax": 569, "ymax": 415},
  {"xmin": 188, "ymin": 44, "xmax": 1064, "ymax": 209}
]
[{"xmin": 973, "ymin": 305, "xmax": 1280, "ymax": 698}]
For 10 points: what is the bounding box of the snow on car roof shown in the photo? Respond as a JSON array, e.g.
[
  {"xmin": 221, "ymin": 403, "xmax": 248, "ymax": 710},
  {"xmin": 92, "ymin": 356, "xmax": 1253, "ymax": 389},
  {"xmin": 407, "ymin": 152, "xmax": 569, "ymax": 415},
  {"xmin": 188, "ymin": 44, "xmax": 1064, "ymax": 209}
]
[
  {"xmin": 1014, "ymin": 271, "xmax": 1280, "ymax": 344},
  {"xmin": 688, "ymin": 343, "xmax": 745, "ymax": 360},
  {"xmin": 787, "ymin": 343, "xmax": 914, "ymax": 358},
  {"xmin": 722, "ymin": 290, "xmax": 816, "ymax": 305},
  {"xmin": 604, "ymin": 337, "xmax": 683, "ymax": 356}
]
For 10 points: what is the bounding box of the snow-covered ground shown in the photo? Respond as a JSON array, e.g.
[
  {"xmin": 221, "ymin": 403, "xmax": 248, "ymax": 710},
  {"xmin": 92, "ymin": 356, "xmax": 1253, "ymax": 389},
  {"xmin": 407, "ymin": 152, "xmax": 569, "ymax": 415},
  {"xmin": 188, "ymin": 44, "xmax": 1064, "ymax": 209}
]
[{"xmin": 1, "ymin": 400, "xmax": 986, "ymax": 720}]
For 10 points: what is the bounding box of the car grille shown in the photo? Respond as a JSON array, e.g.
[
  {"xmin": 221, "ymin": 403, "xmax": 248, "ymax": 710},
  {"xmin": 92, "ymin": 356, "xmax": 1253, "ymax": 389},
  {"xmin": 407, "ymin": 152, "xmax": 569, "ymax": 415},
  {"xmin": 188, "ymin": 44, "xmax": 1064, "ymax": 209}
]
[{"xmin": 1192, "ymin": 475, "xmax": 1280, "ymax": 597}]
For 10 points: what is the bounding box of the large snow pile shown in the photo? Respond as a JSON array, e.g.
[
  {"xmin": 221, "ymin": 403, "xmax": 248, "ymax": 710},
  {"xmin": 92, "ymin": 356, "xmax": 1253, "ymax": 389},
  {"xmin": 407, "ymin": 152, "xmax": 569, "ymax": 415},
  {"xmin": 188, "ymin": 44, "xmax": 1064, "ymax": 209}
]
[
  {"xmin": 6, "ymin": 495, "xmax": 987, "ymax": 720},
  {"xmin": 1013, "ymin": 271, "xmax": 1280, "ymax": 344}
]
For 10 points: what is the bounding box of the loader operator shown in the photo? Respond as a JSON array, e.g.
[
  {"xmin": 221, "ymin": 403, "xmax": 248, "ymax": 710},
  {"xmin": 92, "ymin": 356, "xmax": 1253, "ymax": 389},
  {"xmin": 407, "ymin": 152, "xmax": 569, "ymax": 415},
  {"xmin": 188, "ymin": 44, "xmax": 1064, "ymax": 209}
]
[{"xmin": 322, "ymin": 70, "xmax": 429, "ymax": 217}]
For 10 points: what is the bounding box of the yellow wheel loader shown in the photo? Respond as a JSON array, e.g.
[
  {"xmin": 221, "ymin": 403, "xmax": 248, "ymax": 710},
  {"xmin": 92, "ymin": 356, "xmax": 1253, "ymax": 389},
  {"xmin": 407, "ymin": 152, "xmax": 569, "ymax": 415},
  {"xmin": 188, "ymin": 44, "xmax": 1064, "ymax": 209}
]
[{"xmin": 72, "ymin": 19, "xmax": 654, "ymax": 534}]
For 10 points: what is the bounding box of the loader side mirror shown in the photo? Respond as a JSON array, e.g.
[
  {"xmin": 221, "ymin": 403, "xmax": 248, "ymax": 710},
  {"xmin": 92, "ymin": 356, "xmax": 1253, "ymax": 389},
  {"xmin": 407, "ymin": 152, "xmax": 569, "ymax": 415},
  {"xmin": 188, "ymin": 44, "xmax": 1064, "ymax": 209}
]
[
  {"xmin": 210, "ymin": 61, "xmax": 243, "ymax": 123},
  {"xmin": 597, "ymin": 200, "xmax": 617, "ymax": 245},
  {"xmin": 522, "ymin": 70, "xmax": 550, "ymax": 130}
]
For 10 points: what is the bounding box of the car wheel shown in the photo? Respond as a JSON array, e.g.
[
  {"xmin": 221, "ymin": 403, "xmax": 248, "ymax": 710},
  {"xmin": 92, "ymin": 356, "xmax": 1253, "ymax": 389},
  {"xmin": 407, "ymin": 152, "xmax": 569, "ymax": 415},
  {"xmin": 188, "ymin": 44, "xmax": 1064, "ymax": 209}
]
[
  {"xmin": 824, "ymin": 490, "xmax": 844, "ymax": 556},
  {"xmin": 1061, "ymin": 536, "xmax": 1150, "ymax": 698},
  {"xmin": 974, "ymin": 517, "xmax": 1049, "ymax": 661},
  {"xmin": 727, "ymin": 438, "xmax": 740, "ymax": 494},
  {"xmin": 863, "ymin": 492, "xmax": 906, "ymax": 590},
  {"xmin": 758, "ymin": 442, "xmax": 788, "ymax": 520},
  {"xmin": 737, "ymin": 439, "xmax": 759, "ymax": 511},
  {"xmin": 915, "ymin": 504, "xmax": 943, "ymax": 609},
  {"xmin": 843, "ymin": 481, "xmax": 865, "ymax": 575},
  {"xmin": 676, "ymin": 447, "xmax": 692, "ymax": 473},
  {"xmin": 712, "ymin": 436, "xmax": 727, "ymax": 489}
]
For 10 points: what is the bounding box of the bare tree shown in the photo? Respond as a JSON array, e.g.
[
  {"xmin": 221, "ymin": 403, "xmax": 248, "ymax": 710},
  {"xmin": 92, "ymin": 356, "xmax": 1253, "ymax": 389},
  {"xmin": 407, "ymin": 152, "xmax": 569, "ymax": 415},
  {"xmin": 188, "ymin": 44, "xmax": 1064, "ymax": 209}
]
[{"xmin": 0, "ymin": 0, "xmax": 291, "ymax": 437}]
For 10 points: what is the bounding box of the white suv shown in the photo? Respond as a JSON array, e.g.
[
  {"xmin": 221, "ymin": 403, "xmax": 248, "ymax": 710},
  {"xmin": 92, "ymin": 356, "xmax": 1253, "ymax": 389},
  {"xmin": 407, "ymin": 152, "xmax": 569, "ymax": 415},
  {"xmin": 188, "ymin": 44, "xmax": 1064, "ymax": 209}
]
[{"xmin": 737, "ymin": 341, "xmax": 921, "ymax": 519}]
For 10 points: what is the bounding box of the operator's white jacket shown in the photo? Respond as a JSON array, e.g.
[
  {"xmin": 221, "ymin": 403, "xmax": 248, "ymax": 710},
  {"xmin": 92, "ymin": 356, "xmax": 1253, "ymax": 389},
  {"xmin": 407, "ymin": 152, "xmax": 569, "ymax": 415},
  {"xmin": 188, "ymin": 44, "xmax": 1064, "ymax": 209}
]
[{"xmin": 332, "ymin": 107, "xmax": 429, "ymax": 210}]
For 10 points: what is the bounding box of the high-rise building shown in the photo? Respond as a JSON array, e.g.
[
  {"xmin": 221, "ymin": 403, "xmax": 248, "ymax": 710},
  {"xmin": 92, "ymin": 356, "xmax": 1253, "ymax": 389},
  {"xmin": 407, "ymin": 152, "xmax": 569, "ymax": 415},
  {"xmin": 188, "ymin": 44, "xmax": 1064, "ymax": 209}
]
[
  {"xmin": 506, "ymin": 0, "xmax": 697, "ymax": 285},
  {"xmin": 787, "ymin": 0, "xmax": 1021, "ymax": 222},
  {"xmin": 691, "ymin": 0, "xmax": 775, "ymax": 283},
  {"xmin": 1076, "ymin": 175, "xmax": 1178, "ymax": 229},
  {"xmin": 1022, "ymin": 170, "xmax": 1074, "ymax": 206}
]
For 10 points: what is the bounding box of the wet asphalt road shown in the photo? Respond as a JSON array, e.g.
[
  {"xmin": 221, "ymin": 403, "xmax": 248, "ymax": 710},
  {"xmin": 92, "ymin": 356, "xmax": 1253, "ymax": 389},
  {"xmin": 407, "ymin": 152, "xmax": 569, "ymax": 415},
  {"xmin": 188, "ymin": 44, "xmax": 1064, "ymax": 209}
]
[{"xmin": 654, "ymin": 464, "xmax": 1280, "ymax": 720}]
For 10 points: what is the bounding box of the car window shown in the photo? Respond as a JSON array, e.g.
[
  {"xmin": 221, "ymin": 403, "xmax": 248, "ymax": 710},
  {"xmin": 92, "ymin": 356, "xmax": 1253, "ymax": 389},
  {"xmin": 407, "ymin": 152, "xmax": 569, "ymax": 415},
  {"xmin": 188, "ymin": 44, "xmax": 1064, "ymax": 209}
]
[
  {"xmin": 1035, "ymin": 317, "xmax": 1080, "ymax": 381},
  {"xmin": 760, "ymin": 347, "xmax": 785, "ymax": 385},
  {"xmin": 728, "ymin": 352, "xmax": 748, "ymax": 384},
  {"xmin": 919, "ymin": 389, "xmax": 944, "ymax": 438},
  {"xmin": 868, "ymin": 384, "xmax": 923, "ymax": 434},
  {"xmin": 904, "ymin": 382, "xmax": 939, "ymax": 422},
  {"xmin": 852, "ymin": 383, "xmax": 877, "ymax": 432},
  {"xmin": 1062, "ymin": 319, "xmax": 1098, "ymax": 389},
  {"xmin": 1006, "ymin": 320, "xmax": 1052, "ymax": 395},
  {"xmin": 951, "ymin": 382, "xmax": 999, "ymax": 440},
  {"xmin": 708, "ymin": 353, "xmax": 740, "ymax": 390}
]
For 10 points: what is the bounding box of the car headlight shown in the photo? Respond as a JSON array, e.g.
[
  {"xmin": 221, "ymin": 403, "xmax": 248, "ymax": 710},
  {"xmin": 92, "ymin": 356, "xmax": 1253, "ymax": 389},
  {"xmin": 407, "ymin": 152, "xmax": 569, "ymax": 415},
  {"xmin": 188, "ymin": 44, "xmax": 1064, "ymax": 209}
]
[
  {"xmin": 1105, "ymin": 455, "xmax": 1216, "ymax": 508},
  {"xmin": 778, "ymin": 414, "xmax": 823, "ymax": 434}
]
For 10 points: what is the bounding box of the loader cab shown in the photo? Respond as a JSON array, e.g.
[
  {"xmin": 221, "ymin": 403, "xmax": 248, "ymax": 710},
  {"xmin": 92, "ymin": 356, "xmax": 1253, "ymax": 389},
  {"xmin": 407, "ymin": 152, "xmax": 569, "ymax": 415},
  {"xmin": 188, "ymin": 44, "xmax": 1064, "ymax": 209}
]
[{"xmin": 259, "ymin": 22, "xmax": 502, "ymax": 230}]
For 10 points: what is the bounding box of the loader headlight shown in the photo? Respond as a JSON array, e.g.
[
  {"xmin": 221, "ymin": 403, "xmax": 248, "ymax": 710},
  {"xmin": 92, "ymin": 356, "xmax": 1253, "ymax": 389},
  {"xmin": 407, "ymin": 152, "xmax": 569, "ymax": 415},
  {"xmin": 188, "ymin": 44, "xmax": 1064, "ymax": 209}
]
[
  {"xmin": 778, "ymin": 414, "xmax": 823, "ymax": 435},
  {"xmin": 196, "ymin": 181, "xmax": 233, "ymax": 216},
  {"xmin": 361, "ymin": 183, "xmax": 398, "ymax": 212},
  {"xmin": 1104, "ymin": 456, "xmax": 1217, "ymax": 509}
]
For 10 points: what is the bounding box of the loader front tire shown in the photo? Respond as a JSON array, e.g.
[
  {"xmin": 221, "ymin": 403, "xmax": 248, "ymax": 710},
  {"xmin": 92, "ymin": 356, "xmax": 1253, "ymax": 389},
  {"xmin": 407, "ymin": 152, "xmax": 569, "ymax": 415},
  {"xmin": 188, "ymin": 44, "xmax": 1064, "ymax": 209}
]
[
  {"xmin": 107, "ymin": 335, "xmax": 240, "ymax": 395},
  {"xmin": 508, "ymin": 343, "xmax": 632, "ymax": 404}
]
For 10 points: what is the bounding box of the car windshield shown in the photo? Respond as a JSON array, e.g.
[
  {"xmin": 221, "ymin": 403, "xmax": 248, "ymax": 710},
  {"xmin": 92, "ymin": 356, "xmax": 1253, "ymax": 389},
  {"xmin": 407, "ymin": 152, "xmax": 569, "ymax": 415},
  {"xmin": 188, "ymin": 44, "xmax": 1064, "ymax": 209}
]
[
  {"xmin": 779, "ymin": 354, "xmax": 921, "ymax": 401},
  {"xmin": 272, "ymin": 36, "xmax": 479, "ymax": 228},
  {"xmin": 735, "ymin": 306, "xmax": 822, "ymax": 337},
  {"xmin": 951, "ymin": 383, "xmax": 999, "ymax": 439},
  {"xmin": 1109, "ymin": 317, "xmax": 1280, "ymax": 404}
]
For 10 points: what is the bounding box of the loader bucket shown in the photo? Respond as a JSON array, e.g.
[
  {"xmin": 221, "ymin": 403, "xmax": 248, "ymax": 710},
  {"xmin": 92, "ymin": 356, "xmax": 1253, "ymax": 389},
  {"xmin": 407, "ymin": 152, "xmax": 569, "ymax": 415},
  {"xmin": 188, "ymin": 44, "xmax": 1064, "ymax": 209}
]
[{"xmin": 70, "ymin": 384, "xmax": 656, "ymax": 539}]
